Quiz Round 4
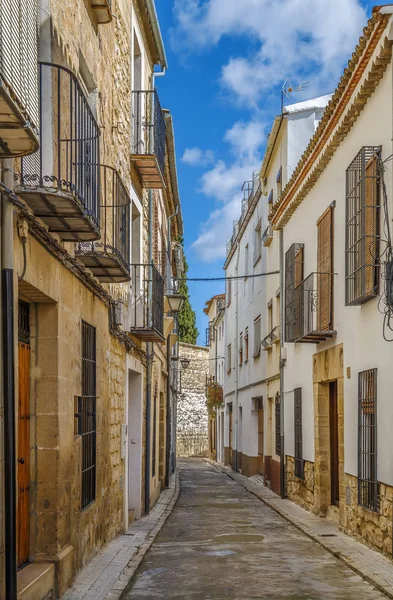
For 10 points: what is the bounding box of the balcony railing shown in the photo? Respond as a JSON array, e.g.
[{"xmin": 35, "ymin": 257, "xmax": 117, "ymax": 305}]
[
  {"xmin": 0, "ymin": 0, "xmax": 39, "ymax": 157},
  {"xmin": 262, "ymin": 326, "xmax": 280, "ymax": 350},
  {"xmin": 132, "ymin": 90, "xmax": 166, "ymax": 189},
  {"xmin": 130, "ymin": 264, "xmax": 165, "ymax": 342},
  {"xmin": 76, "ymin": 165, "xmax": 130, "ymax": 282},
  {"xmin": 89, "ymin": 0, "xmax": 112, "ymax": 24},
  {"xmin": 15, "ymin": 63, "xmax": 100, "ymax": 242},
  {"xmin": 294, "ymin": 272, "xmax": 336, "ymax": 343}
]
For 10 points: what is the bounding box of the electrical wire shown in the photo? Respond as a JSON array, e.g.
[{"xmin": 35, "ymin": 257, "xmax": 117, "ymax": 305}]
[
  {"xmin": 376, "ymin": 155, "xmax": 393, "ymax": 341},
  {"xmin": 178, "ymin": 271, "xmax": 279, "ymax": 282}
]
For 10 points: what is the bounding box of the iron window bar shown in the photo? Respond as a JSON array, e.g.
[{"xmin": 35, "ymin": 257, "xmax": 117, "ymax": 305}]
[
  {"xmin": 345, "ymin": 146, "xmax": 381, "ymax": 306},
  {"xmin": 261, "ymin": 326, "xmax": 280, "ymax": 350},
  {"xmin": 76, "ymin": 164, "xmax": 131, "ymax": 282},
  {"xmin": 130, "ymin": 263, "xmax": 165, "ymax": 342},
  {"xmin": 81, "ymin": 321, "xmax": 97, "ymax": 510},
  {"xmin": 358, "ymin": 368, "xmax": 379, "ymax": 512},
  {"xmin": 0, "ymin": 0, "xmax": 40, "ymax": 157},
  {"xmin": 132, "ymin": 90, "xmax": 166, "ymax": 188},
  {"xmin": 275, "ymin": 393, "xmax": 281, "ymax": 456},
  {"xmin": 16, "ymin": 62, "xmax": 101, "ymax": 241},
  {"xmin": 294, "ymin": 388, "xmax": 304, "ymax": 480},
  {"xmin": 293, "ymin": 272, "xmax": 336, "ymax": 343}
]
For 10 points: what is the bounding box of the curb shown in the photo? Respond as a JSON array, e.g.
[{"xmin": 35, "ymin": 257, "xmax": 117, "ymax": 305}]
[
  {"xmin": 106, "ymin": 471, "xmax": 181, "ymax": 600},
  {"xmin": 204, "ymin": 459, "xmax": 393, "ymax": 600}
]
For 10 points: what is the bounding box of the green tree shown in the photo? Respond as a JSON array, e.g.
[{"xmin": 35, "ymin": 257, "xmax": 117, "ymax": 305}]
[{"xmin": 177, "ymin": 246, "xmax": 198, "ymax": 344}]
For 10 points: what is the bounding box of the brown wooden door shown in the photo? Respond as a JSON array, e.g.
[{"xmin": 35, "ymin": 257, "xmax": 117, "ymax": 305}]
[
  {"xmin": 258, "ymin": 408, "xmax": 264, "ymax": 475},
  {"xmin": 329, "ymin": 381, "xmax": 339, "ymax": 506},
  {"xmin": 228, "ymin": 408, "xmax": 233, "ymax": 466},
  {"xmin": 18, "ymin": 340, "xmax": 30, "ymax": 567}
]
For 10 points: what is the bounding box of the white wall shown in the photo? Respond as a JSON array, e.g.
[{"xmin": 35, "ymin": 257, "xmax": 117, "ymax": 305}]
[{"xmin": 282, "ymin": 56, "xmax": 393, "ymax": 484}]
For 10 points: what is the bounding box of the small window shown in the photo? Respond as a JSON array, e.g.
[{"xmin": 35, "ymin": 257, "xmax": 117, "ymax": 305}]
[
  {"xmin": 268, "ymin": 190, "xmax": 273, "ymax": 208},
  {"xmin": 253, "ymin": 316, "xmax": 261, "ymax": 358},
  {"xmin": 358, "ymin": 369, "xmax": 379, "ymax": 512},
  {"xmin": 244, "ymin": 328, "xmax": 249, "ymax": 362},
  {"xmin": 275, "ymin": 393, "xmax": 281, "ymax": 456},
  {"xmin": 239, "ymin": 332, "xmax": 243, "ymax": 366},
  {"xmin": 294, "ymin": 388, "xmax": 304, "ymax": 479},
  {"xmin": 346, "ymin": 147, "xmax": 381, "ymax": 305},
  {"xmin": 227, "ymin": 344, "xmax": 232, "ymax": 373},
  {"xmin": 253, "ymin": 219, "xmax": 262, "ymax": 265},
  {"xmin": 276, "ymin": 166, "xmax": 282, "ymax": 198}
]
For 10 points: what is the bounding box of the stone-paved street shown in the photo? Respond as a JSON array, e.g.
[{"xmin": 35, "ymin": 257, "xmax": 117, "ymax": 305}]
[{"xmin": 124, "ymin": 459, "xmax": 388, "ymax": 600}]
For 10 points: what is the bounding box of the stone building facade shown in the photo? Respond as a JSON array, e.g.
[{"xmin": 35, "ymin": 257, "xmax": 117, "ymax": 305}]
[
  {"xmin": 176, "ymin": 343, "xmax": 210, "ymax": 458},
  {"xmin": 0, "ymin": 1, "xmax": 183, "ymax": 599}
]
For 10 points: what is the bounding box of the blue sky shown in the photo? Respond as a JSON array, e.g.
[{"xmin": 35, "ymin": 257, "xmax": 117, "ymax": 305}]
[{"xmin": 155, "ymin": 0, "xmax": 376, "ymax": 345}]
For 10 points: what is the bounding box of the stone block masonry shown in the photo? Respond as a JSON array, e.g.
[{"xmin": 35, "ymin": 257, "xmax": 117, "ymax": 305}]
[{"xmin": 177, "ymin": 344, "xmax": 210, "ymax": 457}]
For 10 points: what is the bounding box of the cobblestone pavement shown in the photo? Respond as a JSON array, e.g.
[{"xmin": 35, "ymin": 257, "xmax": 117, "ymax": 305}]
[{"xmin": 124, "ymin": 458, "xmax": 388, "ymax": 600}]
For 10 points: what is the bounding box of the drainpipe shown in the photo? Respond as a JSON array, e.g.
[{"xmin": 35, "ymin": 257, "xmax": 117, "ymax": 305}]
[
  {"xmin": 165, "ymin": 333, "xmax": 171, "ymax": 488},
  {"xmin": 234, "ymin": 248, "xmax": 240, "ymax": 472},
  {"xmin": 2, "ymin": 158, "xmax": 17, "ymax": 600},
  {"xmin": 279, "ymin": 228, "xmax": 286, "ymax": 498}
]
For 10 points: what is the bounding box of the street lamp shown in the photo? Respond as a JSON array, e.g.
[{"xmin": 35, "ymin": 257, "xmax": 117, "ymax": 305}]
[
  {"xmin": 165, "ymin": 292, "xmax": 185, "ymax": 315},
  {"xmin": 180, "ymin": 358, "xmax": 190, "ymax": 370}
]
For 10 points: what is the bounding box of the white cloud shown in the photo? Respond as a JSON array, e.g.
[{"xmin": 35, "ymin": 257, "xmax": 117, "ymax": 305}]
[
  {"xmin": 182, "ymin": 147, "xmax": 215, "ymax": 166},
  {"xmin": 192, "ymin": 119, "xmax": 265, "ymax": 261},
  {"xmin": 172, "ymin": 0, "xmax": 366, "ymax": 105}
]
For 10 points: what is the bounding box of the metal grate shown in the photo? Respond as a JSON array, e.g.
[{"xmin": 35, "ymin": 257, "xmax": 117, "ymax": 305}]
[
  {"xmin": 294, "ymin": 272, "xmax": 335, "ymax": 342},
  {"xmin": 0, "ymin": 0, "xmax": 39, "ymax": 127},
  {"xmin": 18, "ymin": 300, "xmax": 30, "ymax": 343},
  {"xmin": 346, "ymin": 147, "xmax": 381, "ymax": 305},
  {"xmin": 132, "ymin": 90, "xmax": 166, "ymax": 178},
  {"xmin": 81, "ymin": 321, "xmax": 96, "ymax": 510},
  {"xmin": 130, "ymin": 263, "xmax": 165, "ymax": 339},
  {"xmin": 19, "ymin": 63, "xmax": 100, "ymax": 230},
  {"xmin": 76, "ymin": 164, "xmax": 130, "ymax": 277},
  {"xmin": 285, "ymin": 244, "xmax": 304, "ymax": 342},
  {"xmin": 152, "ymin": 385, "xmax": 157, "ymax": 477},
  {"xmin": 294, "ymin": 388, "xmax": 304, "ymax": 479},
  {"xmin": 358, "ymin": 369, "xmax": 379, "ymax": 512},
  {"xmin": 275, "ymin": 393, "xmax": 281, "ymax": 456}
]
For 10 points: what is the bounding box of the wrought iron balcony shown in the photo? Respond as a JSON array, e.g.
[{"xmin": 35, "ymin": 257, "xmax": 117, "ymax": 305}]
[
  {"xmin": 75, "ymin": 165, "xmax": 130, "ymax": 282},
  {"xmin": 130, "ymin": 263, "xmax": 165, "ymax": 342},
  {"xmin": 262, "ymin": 326, "xmax": 280, "ymax": 350},
  {"xmin": 89, "ymin": 0, "xmax": 112, "ymax": 24},
  {"xmin": 0, "ymin": 0, "xmax": 39, "ymax": 157},
  {"xmin": 294, "ymin": 272, "xmax": 336, "ymax": 343},
  {"xmin": 132, "ymin": 90, "xmax": 166, "ymax": 189},
  {"xmin": 15, "ymin": 63, "xmax": 100, "ymax": 242}
]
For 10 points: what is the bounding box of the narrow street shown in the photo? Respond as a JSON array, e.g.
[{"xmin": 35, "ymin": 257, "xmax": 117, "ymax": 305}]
[{"xmin": 124, "ymin": 459, "xmax": 387, "ymax": 600}]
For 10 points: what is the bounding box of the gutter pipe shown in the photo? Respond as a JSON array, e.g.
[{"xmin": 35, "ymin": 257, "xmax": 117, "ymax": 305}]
[
  {"xmin": 234, "ymin": 247, "xmax": 240, "ymax": 472},
  {"xmin": 2, "ymin": 158, "xmax": 17, "ymax": 599},
  {"xmin": 144, "ymin": 0, "xmax": 168, "ymax": 70},
  {"xmin": 279, "ymin": 228, "xmax": 286, "ymax": 498}
]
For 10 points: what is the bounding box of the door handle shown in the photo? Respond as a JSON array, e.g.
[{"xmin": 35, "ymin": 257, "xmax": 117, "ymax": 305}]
[{"xmin": 18, "ymin": 458, "xmax": 25, "ymax": 465}]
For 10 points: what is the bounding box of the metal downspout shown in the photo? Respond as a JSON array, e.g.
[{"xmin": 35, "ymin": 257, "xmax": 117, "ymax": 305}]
[
  {"xmin": 279, "ymin": 228, "xmax": 286, "ymax": 498},
  {"xmin": 234, "ymin": 248, "xmax": 240, "ymax": 472},
  {"xmin": 165, "ymin": 333, "xmax": 171, "ymax": 488},
  {"xmin": 2, "ymin": 158, "xmax": 16, "ymax": 599}
]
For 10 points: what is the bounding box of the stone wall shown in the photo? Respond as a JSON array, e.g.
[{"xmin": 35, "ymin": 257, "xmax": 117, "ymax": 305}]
[
  {"xmin": 177, "ymin": 344, "xmax": 209, "ymax": 458},
  {"xmin": 286, "ymin": 457, "xmax": 316, "ymax": 513}
]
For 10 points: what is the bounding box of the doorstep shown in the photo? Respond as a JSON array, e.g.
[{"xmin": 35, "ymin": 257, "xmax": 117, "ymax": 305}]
[
  {"xmin": 18, "ymin": 563, "xmax": 55, "ymax": 600},
  {"xmin": 206, "ymin": 458, "xmax": 393, "ymax": 600}
]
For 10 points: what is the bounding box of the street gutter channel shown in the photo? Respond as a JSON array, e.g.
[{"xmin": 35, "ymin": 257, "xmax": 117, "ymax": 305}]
[{"xmin": 204, "ymin": 459, "xmax": 393, "ymax": 600}]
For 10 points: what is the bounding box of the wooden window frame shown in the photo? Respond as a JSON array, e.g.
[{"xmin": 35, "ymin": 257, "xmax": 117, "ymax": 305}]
[
  {"xmin": 317, "ymin": 203, "xmax": 335, "ymax": 332},
  {"xmin": 285, "ymin": 243, "xmax": 304, "ymax": 342}
]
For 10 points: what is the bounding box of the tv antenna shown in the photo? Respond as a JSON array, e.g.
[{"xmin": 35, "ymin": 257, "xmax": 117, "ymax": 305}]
[{"xmin": 281, "ymin": 79, "xmax": 310, "ymax": 114}]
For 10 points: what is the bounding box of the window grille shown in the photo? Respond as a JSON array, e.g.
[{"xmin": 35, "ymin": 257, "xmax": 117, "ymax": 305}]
[
  {"xmin": 152, "ymin": 385, "xmax": 157, "ymax": 476},
  {"xmin": 275, "ymin": 393, "xmax": 281, "ymax": 456},
  {"xmin": 285, "ymin": 244, "xmax": 304, "ymax": 342},
  {"xmin": 18, "ymin": 300, "xmax": 30, "ymax": 343},
  {"xmin": 244, "ymin": 328, "xmax": 249, "ymax": 361},
  {"xmin": 294, "ymin": 388, "xmax": 304, "ymax": 479},
  {"xmin": 81, "ymin": 321, "xmax": 96, "ymax": 509},
  {"xmin": 358, "ymin": 369, "xmax": 379, "ymax": 512},
  {"xmin": 253, "ymin": 316, "xmax": 261, "ymax": 357},
  {"xmin": 346, "ymin": 147, "xmax": 381, "ymax": 305},
  {"xmin": 317, "ymin": 204, "xmax": 334, "ymax": 331}
]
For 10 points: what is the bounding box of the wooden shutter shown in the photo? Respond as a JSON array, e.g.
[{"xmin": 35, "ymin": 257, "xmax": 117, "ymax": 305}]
[
  {"xmin": 364, "ymin": 155, "xmax": 379, "ymax": 297},
  {"xmin": 317, "ymin": 205, "xmax": 334, "ymax": 331}
]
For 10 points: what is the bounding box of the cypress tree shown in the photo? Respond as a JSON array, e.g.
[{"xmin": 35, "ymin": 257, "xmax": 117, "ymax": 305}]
[{"xmin": 177, "ymin": 244, "xmax": 198, "ymax": 344}]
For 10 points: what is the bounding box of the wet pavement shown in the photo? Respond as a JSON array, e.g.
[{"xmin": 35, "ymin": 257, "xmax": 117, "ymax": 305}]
[{"xmin": 124, "ymin": 459, "xmax": 387, "ymax": 600}]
